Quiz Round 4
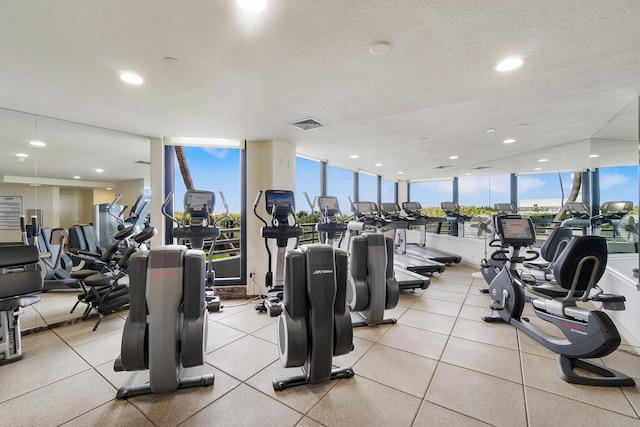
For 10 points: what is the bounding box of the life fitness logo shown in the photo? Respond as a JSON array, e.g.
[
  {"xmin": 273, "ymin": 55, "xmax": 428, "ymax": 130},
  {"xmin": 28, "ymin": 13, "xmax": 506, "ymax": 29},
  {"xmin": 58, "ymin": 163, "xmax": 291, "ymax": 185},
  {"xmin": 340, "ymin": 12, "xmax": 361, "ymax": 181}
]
[
  {"xmin": 152, "ymin": 271, "xmax": 177, "ymax": 278},
  {"xmin": 313, "ymin": 269, "xmax": 333, "ymax": 275},
  {"xmin": 561, "ymin": 320, "xmax": 587, "ymax": 336}
]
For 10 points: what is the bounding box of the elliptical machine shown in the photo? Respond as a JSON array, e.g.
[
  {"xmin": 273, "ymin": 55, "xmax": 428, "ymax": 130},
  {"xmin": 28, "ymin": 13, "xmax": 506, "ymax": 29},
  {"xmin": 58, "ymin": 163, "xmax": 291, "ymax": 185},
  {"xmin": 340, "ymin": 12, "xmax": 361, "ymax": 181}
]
[
  {"xmin": 113, "ymin": 189, "xmax": 222, "ymax": 398},
  {"xmin": 253, "ymin": 190, "xmax": 304, "ymax": 315},
  {"xmin": 483, "ymin": 215, "xmax": 635, "ymax": 386}
]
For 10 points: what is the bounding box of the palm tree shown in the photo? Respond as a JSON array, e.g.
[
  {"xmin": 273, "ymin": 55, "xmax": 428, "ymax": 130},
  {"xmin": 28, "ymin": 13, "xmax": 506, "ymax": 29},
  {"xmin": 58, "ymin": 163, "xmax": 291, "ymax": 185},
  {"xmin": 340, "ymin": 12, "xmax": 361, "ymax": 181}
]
[
  {"xmin": 552, "ymin": 172, "xmax": 582, "ymax": 225},
  {"xmin": 174, "ymin": 145, "xmax": 195, "ymax": 191}
]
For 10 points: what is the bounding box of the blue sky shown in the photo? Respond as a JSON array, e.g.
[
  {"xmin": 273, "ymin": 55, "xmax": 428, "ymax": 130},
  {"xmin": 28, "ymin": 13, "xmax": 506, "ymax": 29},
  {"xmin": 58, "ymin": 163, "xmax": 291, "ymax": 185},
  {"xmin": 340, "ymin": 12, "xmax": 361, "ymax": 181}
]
[{"xmin": 174, "ymin": 148, "xmax": 638, "ymax": 212}]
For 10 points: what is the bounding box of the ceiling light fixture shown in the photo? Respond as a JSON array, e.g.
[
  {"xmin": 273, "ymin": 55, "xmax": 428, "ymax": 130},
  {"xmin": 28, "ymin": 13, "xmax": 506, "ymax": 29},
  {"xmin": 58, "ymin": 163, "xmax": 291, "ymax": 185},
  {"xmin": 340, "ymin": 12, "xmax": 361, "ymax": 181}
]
[
  {"xmin": 495, "ymin": 56, "xmax": 524, "ymax": 72},
  {"xmin": 538, "ymin": 159, "xmax": 548, "ymax": 162},
  {"xmin": 534, "ymin": 167, "xmax": 542, "ymax": 171},
  {"xmin": 369, "ymin": 41, "xmax": 391, "ymax": 55},
  {"xmin": 375, "ymin": 163, "xmax": 383, "ymax": 167},
  {"xmin": 486, "ymin": 128, "xmax": 495, "ymax": 133},
  {"xmin": 73, "ymin": 176, "xmax": 81, "ymax": 179},
  {"xmin": 30, "ymin": 140, "xmax": 46, "ymax": 147},
  {"xmin": 465, "ymin": 173, "xmax": 472, "ymax": 175},
  {"xmin": 120, "ymin": 72, "xmax": 144, "ymax": 85},
  {"xmin": 106, "ymin": 187, "xmax": 112, "ymax": 190},
  {"xmin": 589, "ymin": 154, "xmax": 600, "ymax": 158},
  {"xmin": 397, "ymin": 171, "xmax": 404, "ymax": 174},
  {"xmin": 16, "ymin": 153, "xmax": 29, "ymax": 161},
  {"xmin": 503, "ymin": 139, "xmax": 516, "ymax": 144},
  {"xmin": 350, "ymin": 154, "xmax": 359, "ymax": 159},
  {"xmin": 237, "ymin": 0, "xmax": 267, "ymax": 13},
  {"xmin": 449, "ymin": 155, "xmax": 459, "ymax": 160},
  {"xmin": 95, "ymin": 168, "xmax": 104, "ymax": 173}
]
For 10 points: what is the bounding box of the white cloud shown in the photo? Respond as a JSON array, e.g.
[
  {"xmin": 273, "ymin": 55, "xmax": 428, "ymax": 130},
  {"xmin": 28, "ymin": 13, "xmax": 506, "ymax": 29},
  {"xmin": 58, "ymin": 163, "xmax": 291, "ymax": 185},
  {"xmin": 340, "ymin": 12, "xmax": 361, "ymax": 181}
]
[
  {"xmin": 203, "ymin": 147, "xmax": 229, "ymax": 159},
  {"xmin": 600, "ymin": 173, "xmax": 629, "ymax": 190},
  {"xmin": 518, "ymin": 176, "xmax": 545, "ymax": 193}
]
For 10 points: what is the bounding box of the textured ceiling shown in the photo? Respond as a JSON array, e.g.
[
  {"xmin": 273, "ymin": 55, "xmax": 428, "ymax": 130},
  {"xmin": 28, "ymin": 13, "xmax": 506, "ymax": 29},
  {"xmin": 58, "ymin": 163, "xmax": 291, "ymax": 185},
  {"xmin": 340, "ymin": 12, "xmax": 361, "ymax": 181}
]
[{"xmin": 0, "ymin": 0, "xmax": 638, "ymax": 185}]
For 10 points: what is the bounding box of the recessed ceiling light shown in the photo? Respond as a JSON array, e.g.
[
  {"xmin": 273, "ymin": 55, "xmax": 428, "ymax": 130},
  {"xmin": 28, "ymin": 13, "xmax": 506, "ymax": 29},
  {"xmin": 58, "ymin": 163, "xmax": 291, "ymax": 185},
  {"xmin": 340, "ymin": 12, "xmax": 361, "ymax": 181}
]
[
  {"xmin": 106, "ymin": 187, "xmax": 112, "ymax": 190},
  {"xmin": 465, "ymin": 173, "xmax": 472, "ymax": 175},
  {"xmin": 538, "ymin": 159, "xmax": 548, "ymax": 162},
  {"xmin": 16, "ymin": 153, "xmax": 29, "ymax": 158},
  {"xmin": 495, "ymin": 56, "xmax": 524, "ymax": 72},
  {"xmin": 486, "ymin": 128, "xmax": 495, "ymax": 133},
  {"xmin": 397, "ymin": 171, "xmax": 404, "ymax": 174},
  {"xmin": 73, "ymin": 176, "xmax": 81, "ymax": 179},
  {"xmin": 589, "ymin": 154, "xmax": 600, "ymax": 158},
  {"xmin": 350, "ymin": 154, "xmax": 359, "ymax": 159},
  {"xmin": 375, "ymin": 163, "xmax": 383, "ymax": 167},
  {"xmin": 449, "ymin": 155, "xmax": 459, "ymax": 160},
  {"xmin": 369, "ymin": 41, "xmax": 391, "ymax": 55},
  {"xmin": 30, "ymin": 140, "xmax": 46, "ymax": 147},
  {"xmin": 120, "ymin": 72, "xmax": 144, "ymax": 85},
  {"xmin": 534, "ymin": 167, "xmax": 542, "ymax": 171},
  {"xmin": 503, "ymin": 139, "xmax": 516, "ymax": 144},
  {"xmin": 237, "ymin": 0, "xmax": 267, "ymax": 13},
  {"xmin": 95, "ymin": 168, "xmax": 104, "ymax": 173}
]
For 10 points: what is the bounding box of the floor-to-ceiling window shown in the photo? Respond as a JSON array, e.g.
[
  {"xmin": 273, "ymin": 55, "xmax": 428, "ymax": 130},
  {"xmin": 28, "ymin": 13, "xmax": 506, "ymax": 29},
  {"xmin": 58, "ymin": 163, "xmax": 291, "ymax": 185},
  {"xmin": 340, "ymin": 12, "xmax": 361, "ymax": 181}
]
[
  {"xmin": 358, "ymin": 171, "xmax": 377, "ymax": 203},
  {"xmin": 327, "ymin": 165, "xmax": 354, "ymax": 214},
  {"xmin": 408, "ymin": 180, "xmax": 452, "ymax": 213},
  {"xmin": 295, "ymin": 156, "xmax": 321, "ymax": 212},
  {"xmin": 381, "ymin": 179, "xmax": 396, "ymax": 204}
]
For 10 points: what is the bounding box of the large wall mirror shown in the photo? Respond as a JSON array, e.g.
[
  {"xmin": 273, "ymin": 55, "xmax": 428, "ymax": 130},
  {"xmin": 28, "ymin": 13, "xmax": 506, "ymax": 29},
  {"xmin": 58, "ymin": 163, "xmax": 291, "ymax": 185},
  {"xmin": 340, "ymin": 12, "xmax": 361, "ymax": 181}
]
[{"xmin": 0, "ymin": 107, "xmax": 150, "ymax": 329}]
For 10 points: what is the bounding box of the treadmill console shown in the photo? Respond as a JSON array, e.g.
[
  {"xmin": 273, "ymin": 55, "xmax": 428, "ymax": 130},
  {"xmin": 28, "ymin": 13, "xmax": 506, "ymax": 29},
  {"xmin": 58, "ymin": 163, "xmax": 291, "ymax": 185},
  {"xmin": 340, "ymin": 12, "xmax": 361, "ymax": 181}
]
[
  {"xmin": 402, "ymin": 202, "xmax": 422, "ymax": 214},
  {"xmin": 379, "ymin": 203, "xmax": 401, "ymax": 216},
  {"xmin": 353, "ymin": 201, "xmax": 378, "ymax": 217},
  {"xmin": 496, "ymin": 215, "xmax": 536, "ymax": 247},
  {"xmin": 494, "ymin": 203, "xmax": 517, "ymax": 214},
  {"xmin": 565, "ymin": 202, "xmax": 590, "ymax": 219},
  {"xmin": 441, "ymin": 202, "xmax": 460, "ymax": 214}
]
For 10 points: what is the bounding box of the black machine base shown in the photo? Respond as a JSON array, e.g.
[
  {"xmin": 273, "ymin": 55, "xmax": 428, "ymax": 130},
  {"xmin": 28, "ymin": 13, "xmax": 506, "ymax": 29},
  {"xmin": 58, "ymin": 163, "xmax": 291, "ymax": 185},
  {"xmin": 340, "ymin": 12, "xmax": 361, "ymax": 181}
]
[
  {"xmin": 557, "ymin": 355, "xmax": 635, "ymax": 387},
  {"xmin": 116, "ymin": 374, "xmax": 215, "ymax": 399},
  {"xmin": 272, "ymin": 367, "xmax": 354, "ymax": 392},
  {"xmin": 352, "ymin": 317, "xmax": 397, "ymax": 328}
]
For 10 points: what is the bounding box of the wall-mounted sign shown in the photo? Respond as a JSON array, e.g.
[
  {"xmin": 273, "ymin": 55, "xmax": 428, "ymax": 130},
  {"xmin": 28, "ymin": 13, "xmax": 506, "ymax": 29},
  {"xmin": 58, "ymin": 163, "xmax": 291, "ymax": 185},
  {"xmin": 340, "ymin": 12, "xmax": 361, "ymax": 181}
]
[{"xmin": 0, "ymin": 196, "xmax": 23, "ymax": 230}]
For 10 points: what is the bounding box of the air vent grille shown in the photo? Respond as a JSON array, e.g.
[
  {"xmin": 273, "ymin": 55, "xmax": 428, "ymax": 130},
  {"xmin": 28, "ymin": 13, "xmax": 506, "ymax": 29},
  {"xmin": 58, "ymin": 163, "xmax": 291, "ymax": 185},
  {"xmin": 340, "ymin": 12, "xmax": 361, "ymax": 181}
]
[
  {"xmin": 290, "ymin": 118, "xmax": 326, "ymax": 131},
  {"xmin": 134, "ymin": 160, "xmax": 151, "ymax": 165},
  {"xmin": 473, "ymin": 166, "xmax": 490, "ymax": 170},
  {"xmin": 434, "ymin": 165, "xmax": 453, "ymax": 169}
]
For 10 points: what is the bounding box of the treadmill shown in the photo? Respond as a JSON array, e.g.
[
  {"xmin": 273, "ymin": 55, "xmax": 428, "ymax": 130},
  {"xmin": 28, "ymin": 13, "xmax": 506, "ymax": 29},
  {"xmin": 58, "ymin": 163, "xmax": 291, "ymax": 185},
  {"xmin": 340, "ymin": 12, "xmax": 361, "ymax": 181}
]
[
  {"xmin": 351, "ymin": 201, "xmax": 444, "ymax": 277},
  {"xmin": 399, "ymin": 201, "xmax": 462, "ymax": 265},
  {"xmin": 335, "ymin": 199, "xmax": 429, "ymax": 291}
]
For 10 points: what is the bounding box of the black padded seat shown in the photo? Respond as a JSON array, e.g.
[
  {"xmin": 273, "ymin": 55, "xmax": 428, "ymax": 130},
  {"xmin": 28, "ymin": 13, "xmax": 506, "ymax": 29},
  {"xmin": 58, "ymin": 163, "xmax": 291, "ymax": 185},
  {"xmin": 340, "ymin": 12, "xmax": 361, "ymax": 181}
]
[
  {"xmin": 84, "ymin": 274, "xmax": 113, "ymax": 288},
  {"xmin": 71, "ymin": 269, "xmax": 104, "ymax": 280},
  {"xmin": 523, "ymin": 226, "xmax": 573, "ymax": 270},
  {"xmin": 552, "ymin": 235, "xmax": 607, "ymax": 297}
]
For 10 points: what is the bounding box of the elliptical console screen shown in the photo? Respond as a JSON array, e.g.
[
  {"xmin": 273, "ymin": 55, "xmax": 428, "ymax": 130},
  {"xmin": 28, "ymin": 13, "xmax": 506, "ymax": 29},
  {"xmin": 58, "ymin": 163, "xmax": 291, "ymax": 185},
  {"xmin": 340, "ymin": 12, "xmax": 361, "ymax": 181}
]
[
  {"xmin": 265, "ymin": 190, "xmax": 295, "ymax": 214},
  {"xmin": 184, "ymin": 190, "xmax": 215, "ymax": 214},
  {"xmin": 354, "ymin": 201, "xmax": 377, "ymax": 216},
  {"xmin": 402, "ymin": 202, "xmax": 421, "ymax": 213},
  {"xmin": 441, "ymin": 202, "xmax": 459, "ymax": 213},
  {"xmin": 318, "ymin": 196, "xmax": 340, "ymax": 215},
  {"xmin": 497, "ymin": 216, "xmax": 536, "ymax": 246}
]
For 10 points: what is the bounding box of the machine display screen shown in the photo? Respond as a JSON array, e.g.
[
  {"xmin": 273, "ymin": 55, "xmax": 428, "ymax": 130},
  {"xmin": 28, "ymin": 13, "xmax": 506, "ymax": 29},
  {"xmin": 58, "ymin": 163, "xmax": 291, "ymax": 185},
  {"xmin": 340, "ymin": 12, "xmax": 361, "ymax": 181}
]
[
  {"xmin": 318, "ymin": 196, "xmax": 340, "ymax": 215},
  {"xmin": 184, "ymin": 190, "xmax": 215, "ymax": 213},
  {"xmin": 497, "ymin": 216, "xmax": 536, "ymax": 246},
  {"xmin": 494, "ymin": 203, "xmax": 516, "ymax": 214},
  {"xmin": 403, "ymin": 202, "xmax": 421, "ymax": 213},
  {"xmin": 265, "ymin": 190, "xmax": 295, "ymax": 214},
  {"xmin": 354, "ymin": 201, "xmax": 377, "ymax": 216},
  {"xmin": 380, "ymin": 203, "xmax": 400, "ymax": 215},
  {"xmin": 441, "ymin": 202, "xmax": 459, "ymax": 213}
]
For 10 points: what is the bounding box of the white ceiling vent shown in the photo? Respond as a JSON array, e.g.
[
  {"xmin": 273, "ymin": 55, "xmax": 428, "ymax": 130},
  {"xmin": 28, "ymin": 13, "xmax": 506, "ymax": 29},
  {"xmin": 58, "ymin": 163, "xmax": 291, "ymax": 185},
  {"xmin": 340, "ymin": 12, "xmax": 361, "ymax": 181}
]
[{"xmin": 290, "ymin": 118, "xmax": 327, "ymax": 131}]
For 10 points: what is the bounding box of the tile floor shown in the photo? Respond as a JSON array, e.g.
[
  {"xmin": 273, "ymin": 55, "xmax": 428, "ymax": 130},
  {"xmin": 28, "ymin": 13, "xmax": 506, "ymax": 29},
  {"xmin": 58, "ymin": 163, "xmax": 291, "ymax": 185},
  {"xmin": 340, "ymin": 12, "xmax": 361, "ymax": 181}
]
[{"xmin": 2, "ymin": 263, "xmax": 639, "ymax": 426}]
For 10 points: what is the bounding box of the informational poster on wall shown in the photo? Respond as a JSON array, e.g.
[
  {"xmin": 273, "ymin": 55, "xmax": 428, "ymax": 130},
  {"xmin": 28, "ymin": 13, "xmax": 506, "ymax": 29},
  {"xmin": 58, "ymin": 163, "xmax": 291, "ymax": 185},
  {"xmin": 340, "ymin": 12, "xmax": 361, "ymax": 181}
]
[{"xmin": 0, "ymin": 196, "xmax": 23, "ymax": 230}]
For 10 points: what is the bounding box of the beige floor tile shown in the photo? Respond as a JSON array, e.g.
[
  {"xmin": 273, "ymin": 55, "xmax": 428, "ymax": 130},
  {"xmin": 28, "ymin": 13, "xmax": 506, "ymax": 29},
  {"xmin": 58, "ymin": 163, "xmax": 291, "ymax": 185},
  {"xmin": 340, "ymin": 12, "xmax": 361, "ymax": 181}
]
[
  {"xmin": 410, "ymin": 297, "xmax": 462, "ymax": 317},
  {"xmin": 61, "ymin": 399, "xmax": 154, "ymax": 427},
  {"xmin": 425, "ymin": 362, "xmax": 527, "ymax": 427},
  {"xmin": 73, "ymin": 331, "xmax": 124, "ymax": 366},
  {"xmin": 457, "ymin": 303, "xmax": 492, "ymax": 323},
  {"xmin": 525, "ymin": 386, "xmax": 640, "ymax": 427},
  {"xmin": 352, "ymin": 319, "xmax": 394, "ymax": 342},
  {"xmin": 17, "ymin": 304, "xmax": 46, "ymax": 331},
  {"xmin": 520, "ymin": 352, "xmax": 637, "ymax": 417},
  {"xmin": 307, "ymin": 375, "xmax": 421, "ymax": 427},
  {"xmin": 413, "ymin": 401, "xmax": 492, "ymax": 426},
  {"xmin": 0, "ymin": 348, "xmax": 91, "ymax": 403},
  {"xmin": 441, "ymin": 336, "xmax": 522, "ymax": 383},
  {"xmin": 463, "ymin": 292, "xmax": 491, "ymax": 308},
  {"xmin": 420, "ymin": 287, "xmax": 467, "ymax": 304},
  {"xmin": 206, "ymin": 319, "xmax": 247, "ymax": 352},
  {"xmin": 296, "ymin": 417, "xmax": 324, "ymax": 427},
  {"xmin": 397, "ymin": 288, "xmax": 427, "ymax": 307},
  {"xmin": 378, "ymin": 324, "xmax": 448, "ymax": 360},
  {"xmin": 206, "ymin": 334, "xmax": 278, "ymax": 381},
  {"xmin": 53, "ymin": 314, "xmax": 126, "ymax": 346},
  {"xmin": 249, "ymin": 319, "xmax": 278, "ymax": 344},
  {"xmin": 204, "ymin": 298, "xmax": 255, "ymax": 320},
  {"xmin": 217, "ymin": 306, "xmax": 277, "ymax": 333},
  {"xmin": 181, "ymin": 383, "xmax": 303, "ymax": 426},
  {"xmin": 451, "ymin": 317, "xmax": 519, "ymax": 350},
  {"xmin": 19, "ymin": 328, "xmax": 70, "ymax": 359},
  {"xmin": 517, "ymin": 329, "xmax": 558, "ymax": 359},
  {"xmin": 426, "ymin": 280, "xmax": 470, "ymax": 294},
  {"xmin": 332, "ymin": 335, "xmax": 375, "ymax": 368},
  {"xmin": 0, "ymin": 369, "xmax": 115, "ymax": 426},
  {"xmin": 246, "ymin": 360, "xmax": 338, "ymax": 414},
  {"xmin": 353, "ymin": 343, "xmax": 438, "ymax": 398},
  {"xmin": 622, "ymin": 384, "xmax": 640, "ymax": 418},
  {"xmin": 601, "ymin": 344, "xmax": 640, "ymax": 380},
  {"xmin": 396, "ymin": 308, "xmax": 456, "ymax": 335}
]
